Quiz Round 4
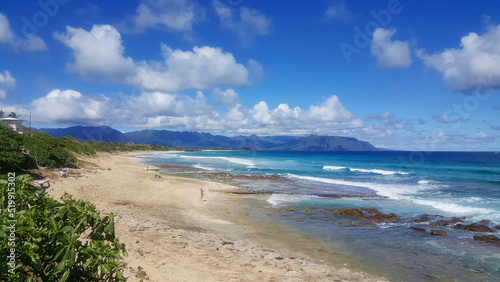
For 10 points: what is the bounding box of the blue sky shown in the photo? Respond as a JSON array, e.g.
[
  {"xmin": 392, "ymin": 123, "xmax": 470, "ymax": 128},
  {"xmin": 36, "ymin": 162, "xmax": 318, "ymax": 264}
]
[{"xmin": 1, "ymin": 0, "xmax": 499, "ymax": 151}]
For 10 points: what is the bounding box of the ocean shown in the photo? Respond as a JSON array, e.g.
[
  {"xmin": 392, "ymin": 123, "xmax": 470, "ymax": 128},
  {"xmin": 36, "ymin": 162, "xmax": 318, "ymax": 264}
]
[{"xmin": 138, "ymin": 150, "xmax": 500, "ymax": 281}]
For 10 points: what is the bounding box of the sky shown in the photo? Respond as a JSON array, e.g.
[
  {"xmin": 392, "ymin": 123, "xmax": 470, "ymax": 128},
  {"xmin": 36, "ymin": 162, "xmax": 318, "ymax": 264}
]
[{"xmin": 0, "ymin": 0, "xmax": 500, "ymax": 151}]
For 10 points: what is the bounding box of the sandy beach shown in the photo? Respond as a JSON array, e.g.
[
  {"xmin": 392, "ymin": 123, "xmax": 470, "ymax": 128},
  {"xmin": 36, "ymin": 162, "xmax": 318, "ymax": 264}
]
[{"xmin": 40, "ymin": 152, "xmax": 386, "ymax": 281}]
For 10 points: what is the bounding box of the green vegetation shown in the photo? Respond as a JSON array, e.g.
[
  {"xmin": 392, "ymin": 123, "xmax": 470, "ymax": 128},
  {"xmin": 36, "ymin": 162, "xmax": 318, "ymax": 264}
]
[
  {"xmin": 0, "ymin": 125, "xmax": 187, "ymax": 279},
  {"xmin": 0, "ymin": 126, "xmax": 181, "ymax": 280},
  {"xmin": 0, "ymin": 125, "xmax": 177, "ymax": 171},
  {"xmin": 21, "ymin": 131, "xmax": 78, "ymax": 168},
  {"xmin": 0, "ymin": 125, "xmax": 25, "ymax": 169},
  {"xmin": 0, "ymin": 174, "xmax": 127, "ymax": 281}
]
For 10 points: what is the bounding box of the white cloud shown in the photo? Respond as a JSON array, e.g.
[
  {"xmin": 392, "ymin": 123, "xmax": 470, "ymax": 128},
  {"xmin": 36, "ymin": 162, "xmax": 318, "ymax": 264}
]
[
  {"xmin": 371, "ymin": 28, "xmax": 411, "ymax": 68},
  {"xmin": 0, "ymin": 14, "xmax": 11, "ymax": 43},
  {"xmin": 0, "ymin": 70, "xmax": 15, "ymax": 101},
  {"xmin": 54, "ymin": 25, "xmax": 136, "ymax": 79},
  {"xmin": 212, "ymin": 87, "xmax": 241, "ymax": 107},
  {"xmin": 0, "ymin": 13, "xmax": 47, "ymax": 52},
  {"xmin": 367, "ymin": 111, "xmax": 405, "ymax": 129},
  {"xmin": 120, "ymin": 0, "xmax": 203, "ymax": 33},
  {"xmin": 30, "ymin": 89, "xmax": 117, "ymax": 125},
  {"xmin": 433, "ymin": 114, "xmax": 460, "ymax": 124},
  {"xmin": 133, "ymin": 44, "xmax": 249, "ymax": 91},
  {"xmin": 324, "ymin": 3, "xmax": 354, "ymax": 22},
  {"xmin": 24, "ymin": 84, "xmax": 367, "ymax": 138},
  {"xmin": 27, "ymin": 88, "xmax": 362, "ymax": 138},
  {"xmin": 16, "ymin": 36, "xmax": 48, "ymax": 52},
  {"xmin": 249, "ymin": 95, "xmax": 362, "ymax": 135},
  {"xmin": 468, "ymin": 131, "xmax": 488, "ymax": 140},
  {"xmin": 55, "ymin": 24, "xmax": 254, "ymax": 91},
  {"xmin": 417, "ymin": 24, "xmax": 500, "ymax": 92},
  {"xmin": 247, "ymin": 59, "xmax": 264, "ymax": 83},
  {"xmin": 0, "ymin": 70, "xmax": 15, "ymax": 88},
  {"xmin": 128, "ymin": 90, "xmax": 213, "ymax": 119},
  {"xmin": 252, "ymin": 101, "xmax": 274, "ymax": 125},
  {"xmin": 213, "ymin": 0, "xmax": 271, "ymax": 46},
  {"xmin": 226, "ymin": 104, "xmax": 246, "ymax": 122},
  {"xmin": 128, "ymin": 92, "xmax": 184, "ymax": 117}
]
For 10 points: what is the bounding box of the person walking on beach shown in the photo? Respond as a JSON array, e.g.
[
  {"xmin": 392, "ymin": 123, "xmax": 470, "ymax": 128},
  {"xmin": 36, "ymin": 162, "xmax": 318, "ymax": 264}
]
[{"xmin": 200, "ymin": 188, "xmax": 205, "ymax": 201}]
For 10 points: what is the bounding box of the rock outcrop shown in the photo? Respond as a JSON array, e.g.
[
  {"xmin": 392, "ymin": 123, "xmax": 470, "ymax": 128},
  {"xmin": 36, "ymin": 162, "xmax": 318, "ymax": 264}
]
[{"xmin": 454, "ymin": 223, "xmax": 493, "ymax": 232}]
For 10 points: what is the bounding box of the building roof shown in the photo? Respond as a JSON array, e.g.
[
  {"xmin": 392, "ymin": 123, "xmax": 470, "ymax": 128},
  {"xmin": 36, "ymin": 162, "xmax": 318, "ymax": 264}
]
[{"xmin": 0, "ymin": 117, "xmax": 24, "ymax": 121}]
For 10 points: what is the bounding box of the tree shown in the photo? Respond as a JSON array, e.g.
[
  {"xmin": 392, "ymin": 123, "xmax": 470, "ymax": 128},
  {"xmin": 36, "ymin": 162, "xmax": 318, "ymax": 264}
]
[
  {"xmin": 0, "ymin": 110, "xmax": 4, "ymax": 118},
  {"xmin": 0, "ymin": 125, "xmax": 24, "ymax": 169},
  {"xmin": 7, "ymin": 112, "xmax": 20, "ymax": 118}
]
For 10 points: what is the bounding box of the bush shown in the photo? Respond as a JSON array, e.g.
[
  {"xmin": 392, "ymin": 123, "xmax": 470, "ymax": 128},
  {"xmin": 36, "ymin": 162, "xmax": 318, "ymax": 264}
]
[
  {"xmin": 0, "ymin": 125, "xmax": 24, "ymax": 169},
  {"xmin": 21, "ymin": 132, "xmax": 77, "ymax": 168},
  {"xmin": 0, "ymin": 174, "xmax": 127, "ymax": 281}
]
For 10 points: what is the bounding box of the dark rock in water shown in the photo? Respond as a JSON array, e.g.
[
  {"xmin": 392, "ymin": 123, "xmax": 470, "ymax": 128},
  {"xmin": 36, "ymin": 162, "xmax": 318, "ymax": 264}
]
[
  {"xmin": 410, "ymin": 227, "xmax": 427, "ymax": 233},
  {"xmin": 332, "ymin": 208, "xmax": 364, "ymax": 218},
  {"xmin": 430, "ymin": 230, "xmax": 447, "ymax": 236},
  {"xmin": 439, "ymin": 220, "xmax": 451, "ymax": 226},
  {"xmin": 469, "ymin": 224, "xmax": 494, "ymax": 232},
  {"xmin": 473, "ymin": 235, "xmax": 500, "ymax": 244},
  {"xmin": 331, "ymin": 208, "xmax": 399, "ymax": 224},
  {"xmin": 361, "ymin": 208, "xmax": 381, "ymax": 215},
  {"xmin": 495, "ymin": 225, "xmax": 500, "ymax": 230},
  {"xmin": 415, "ymin": 214, "xmax": 446, "ymax": 223},
  {"xmin": 364, "ymin": 213, "xmax": 399, "ymax": 223},
  {"xmin": 414, "ymin": 216, "xmax": 429, "ymax": 223},
  {"xmin": 439, "ymin": 217, "xmax": 464, "ymax": 226},
  {"xmin": 479, "ymin": 220, "xmax": 491, "ymax": 225},
  {"xmin": 454, "ymin": 223, "xmax": 493, "ymax": 232}
]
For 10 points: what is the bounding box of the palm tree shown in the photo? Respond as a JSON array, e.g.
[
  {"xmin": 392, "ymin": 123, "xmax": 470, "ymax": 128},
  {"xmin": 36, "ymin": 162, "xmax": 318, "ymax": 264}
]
[{"xmin": 7, "ymin": 112, "xmax": 20, "ymax": 118}]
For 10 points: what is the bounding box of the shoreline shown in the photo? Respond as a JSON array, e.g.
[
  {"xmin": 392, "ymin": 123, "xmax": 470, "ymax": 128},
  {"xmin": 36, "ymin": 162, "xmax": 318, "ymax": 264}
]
[
  {"xmin": 43, "ymin": 151, "xmax": 386, "ymax": 281},
  {"xmin": 131, "ymin": 150, "xmax": 500, "ymax": 281}
]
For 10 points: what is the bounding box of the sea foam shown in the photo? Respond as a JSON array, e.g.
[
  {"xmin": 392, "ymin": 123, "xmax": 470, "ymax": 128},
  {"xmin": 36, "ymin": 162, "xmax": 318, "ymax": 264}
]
[
  {"xmin": 286, "ymin": 173, "xmax": 427, "ymax": 200},
  {"xmin": 180, "ymin": 155, "xmax": 257, "ymax": 167},
  {"xmin": 267, "ymin": 193, "xmax": 322, "ymax": 206},
  {"xmin": 323, "ymin": 166, "xmax": 409, "ymax": 175}
]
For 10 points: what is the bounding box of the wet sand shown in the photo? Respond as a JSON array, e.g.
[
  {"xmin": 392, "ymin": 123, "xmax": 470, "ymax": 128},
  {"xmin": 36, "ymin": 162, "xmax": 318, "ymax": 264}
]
[{"xmin": 42, "ymin": 152, "xmax": 386, "ymax": 281}]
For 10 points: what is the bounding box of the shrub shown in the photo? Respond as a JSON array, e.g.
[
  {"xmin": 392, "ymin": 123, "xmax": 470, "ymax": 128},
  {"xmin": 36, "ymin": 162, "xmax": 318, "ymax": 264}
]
[
  {"xmin": 21, "ymin": 132, "xmax": 77, "ymax": 168},
  {"xmin": 0, "ymin": 174, "xmax": 127, "ymax": 281},
  {"xmin": 0, "ymin": 125, "xmax": 24, "ymax": 169}
]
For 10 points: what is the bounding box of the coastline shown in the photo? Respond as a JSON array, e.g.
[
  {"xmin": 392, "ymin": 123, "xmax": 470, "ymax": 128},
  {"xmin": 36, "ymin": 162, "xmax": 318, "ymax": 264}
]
[{"xmin": 43, "ymin": 151, "xmax": 386, "ymax": 281}]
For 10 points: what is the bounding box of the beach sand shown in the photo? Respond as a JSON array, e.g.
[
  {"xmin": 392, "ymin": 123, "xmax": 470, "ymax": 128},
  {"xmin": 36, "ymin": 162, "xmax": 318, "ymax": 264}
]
[{"xmin": 41, "ymin": 152, "xmax": 386, "ymax": 281}]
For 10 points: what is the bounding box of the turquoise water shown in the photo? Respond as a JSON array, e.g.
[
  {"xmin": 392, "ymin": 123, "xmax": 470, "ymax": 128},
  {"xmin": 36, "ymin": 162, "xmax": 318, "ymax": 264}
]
[{"xmin": 139, "ymin": 150, "xmax": 500, "ymax": 281}]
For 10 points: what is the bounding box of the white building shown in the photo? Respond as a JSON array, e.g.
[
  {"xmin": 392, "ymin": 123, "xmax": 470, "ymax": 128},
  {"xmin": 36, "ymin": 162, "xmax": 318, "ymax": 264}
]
[{"xmin": 1, "ymin": 117, "xmax": 24, "ymax": 134}]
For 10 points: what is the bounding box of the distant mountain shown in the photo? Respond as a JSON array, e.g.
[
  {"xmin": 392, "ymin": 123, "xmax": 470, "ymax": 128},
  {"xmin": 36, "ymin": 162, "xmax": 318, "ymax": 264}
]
[
  {"xmin": 36, "ymin": 126, "xmax": 378, "ymax": 151},
  {"xmin": 271, "ymin": 135, "xmax": 377, "ymax": 151},
  {"xmin": 124, "ymin": 130, "xmax": 234, "ymax": 148},
  {"xmin": 37, "ymin": 126, "xmax": 129, "ymax": 143}
]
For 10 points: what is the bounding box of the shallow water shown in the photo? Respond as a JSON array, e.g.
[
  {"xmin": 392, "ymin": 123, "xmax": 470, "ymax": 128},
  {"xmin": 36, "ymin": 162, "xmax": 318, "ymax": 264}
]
[{"xmin": 138, "ymin": 150, "xmax": 500, "ymax": 281}]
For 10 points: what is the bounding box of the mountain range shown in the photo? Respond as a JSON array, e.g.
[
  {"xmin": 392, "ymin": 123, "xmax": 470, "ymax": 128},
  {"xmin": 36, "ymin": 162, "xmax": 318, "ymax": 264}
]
[{"xmin": 36, "ymin": 126, "xmax": 378, "ymax": 151}]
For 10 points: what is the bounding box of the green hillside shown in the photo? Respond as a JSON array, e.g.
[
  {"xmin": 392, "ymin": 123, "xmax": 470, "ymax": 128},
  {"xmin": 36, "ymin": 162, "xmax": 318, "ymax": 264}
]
[{"xmin": 0, "ymin": 125, "xmax": 176, "ymax": 172}]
